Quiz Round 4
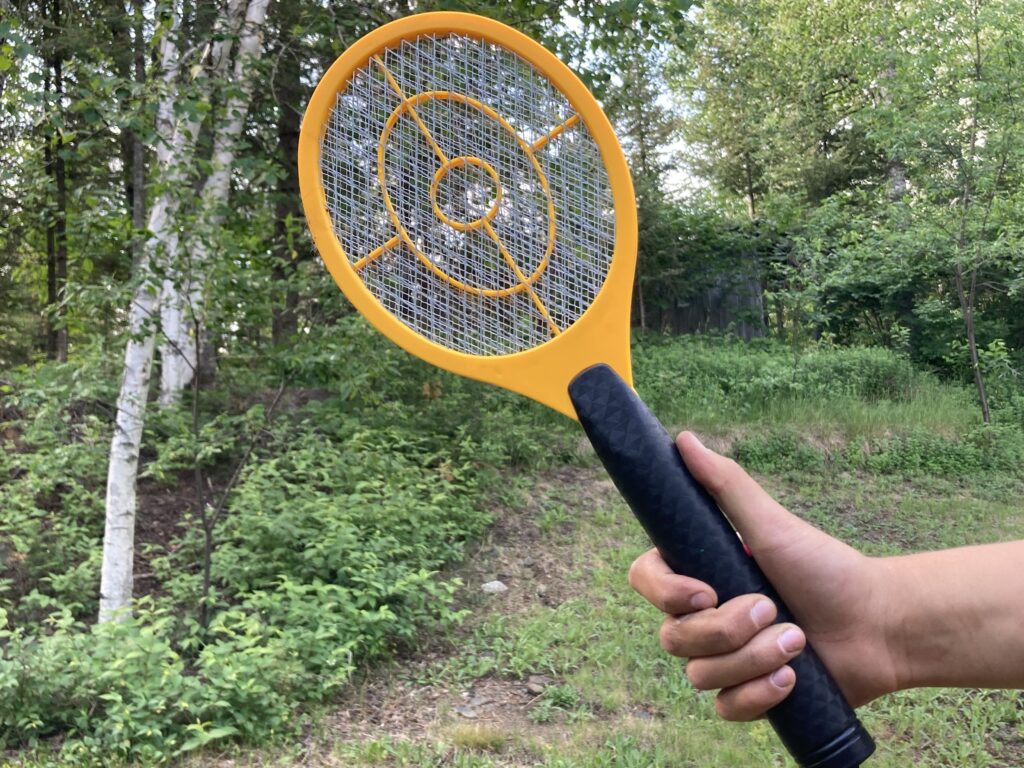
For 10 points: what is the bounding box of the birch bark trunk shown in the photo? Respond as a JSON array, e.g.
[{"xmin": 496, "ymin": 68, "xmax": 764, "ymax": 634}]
[
  {"xmin": 158, "ymin": 0, "xmax": 270, "ymax": 406},
  {"xmin": 100, "ymin": 6, "xmax": 185, "ymax": 622},
  {"xmin": 101, "ymin": 0, "xmax": 271, "ymax": 620}
]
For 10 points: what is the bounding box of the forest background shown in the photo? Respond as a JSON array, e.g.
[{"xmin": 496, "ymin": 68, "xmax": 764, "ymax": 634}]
[{"xmin": 2, "ymin": 0, "xmax": 1024, "ymax": 765}]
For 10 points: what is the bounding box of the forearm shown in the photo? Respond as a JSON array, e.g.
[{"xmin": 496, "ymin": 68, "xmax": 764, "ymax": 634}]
[{"xmin": 878, "ymin": 540, "xmax": 1024, "ymax": 692}]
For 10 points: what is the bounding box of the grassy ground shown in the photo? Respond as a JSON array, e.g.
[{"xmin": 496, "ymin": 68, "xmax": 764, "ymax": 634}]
[{"xmin": 189, "ymin": 449, "xmax": 1024, "ymax": 768}]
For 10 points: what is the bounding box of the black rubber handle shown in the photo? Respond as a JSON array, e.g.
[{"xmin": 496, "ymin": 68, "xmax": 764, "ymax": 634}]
[{"xmin": 568, "ymin": 364, "xmax": 875, "ymax": 768}]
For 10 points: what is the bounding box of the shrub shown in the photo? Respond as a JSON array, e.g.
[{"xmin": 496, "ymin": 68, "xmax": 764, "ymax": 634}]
[
  {"xmin": 1, "ymin": 349, "xmax": 496, "ymax": 762},
  {"xmin": 732, "ymin": 429, "xmax": 825, "ymax": 473},
  {"xmin": 1, "ymin": 364, "xmax": 111, "ymax": 622},
  {"xmin": 864, "ymin": 425, "xmax": 1024, "ymax": 477},
  {"xmin": 729, "ymin": 424, "xmax": 1024, "ymax": 479}
]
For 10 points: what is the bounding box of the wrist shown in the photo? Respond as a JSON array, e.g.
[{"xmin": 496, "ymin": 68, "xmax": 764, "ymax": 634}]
[
  {"xmin": 865, "ymin": 555, "xmax": 919, "ymax": 697},
  {"xmin": 871, "ymin": 549, "xmax": 985, "ymax": 693}
]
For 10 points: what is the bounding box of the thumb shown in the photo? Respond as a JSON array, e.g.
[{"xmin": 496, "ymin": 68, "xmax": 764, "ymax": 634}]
[{"xmin": 675, "ymin": 432, "xmax": 827, "ymax": 564}]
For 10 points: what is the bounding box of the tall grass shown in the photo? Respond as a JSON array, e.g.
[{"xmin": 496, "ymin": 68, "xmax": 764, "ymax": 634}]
[{"xmin": 632, "ymin": 334, "xmax": 978, "ymax": 437}]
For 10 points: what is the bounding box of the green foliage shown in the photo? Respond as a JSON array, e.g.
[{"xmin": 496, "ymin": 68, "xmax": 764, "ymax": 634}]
[
  {"xmin": 1, "ymin": 416, "xmax": 482, "ymax": 761},
  {"xmin": 155, "ymin": 420, "xmax": 487, "ymax": 634},
  {"xmin": 633, "ymin": 334, "xmax": 951, "ymax": 427},
  {"xmin": 0, "ymin": 357, "xmax": 114, "ymax": 619},
  {"xmin": 672, "ymin": 0, "xmax": 1024, "ymax": 419},
  {"xmin": 527, "ymin": 683, "xmax": 591, "ymax": 725},
  {"xmin": 732, "ymin": 429, "xmax": 824, "ymax": 473},
  {"xmin": 734, "ymin": 426, "xmax": 1024, "ymax": 480},
  {"xmin": 863, "ymin": 425, "xmax": 1024, "ymax": 478},
  {"xmin": 630, "ymin": 334, "xmax": 1024, "ymax": 478},
  {"xmin": 0, "ymin": 317, "xmax": 577, "ymax": 762},
  {"xmin": 274, "ymin": 316, "xmax": 579, "ymax": 471},
  {"xmin": 0, "ymin": 597, "xmax": 354, "ymax": 761}
]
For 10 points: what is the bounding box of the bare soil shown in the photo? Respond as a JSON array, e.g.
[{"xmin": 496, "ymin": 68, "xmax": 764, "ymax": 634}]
[{"xmin": 326, "ymin": 465, "xmax": 617, "ymax": 750}]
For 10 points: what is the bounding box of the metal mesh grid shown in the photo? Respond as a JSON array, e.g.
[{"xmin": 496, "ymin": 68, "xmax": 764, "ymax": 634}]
[{"xmin": 320, "ymin": 32, "xmax": 616, "ymax": 356}]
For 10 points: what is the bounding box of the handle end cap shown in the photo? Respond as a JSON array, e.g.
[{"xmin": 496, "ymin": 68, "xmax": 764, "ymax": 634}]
[{"xmin": 799, "ymin": 722, "xmax": 875, "ymax": 768}]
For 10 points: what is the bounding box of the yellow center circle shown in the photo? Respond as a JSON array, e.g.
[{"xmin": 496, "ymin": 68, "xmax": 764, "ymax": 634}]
[{"xmin": 429, "ymin": 156, "xmax": 503, "ymax": 231}]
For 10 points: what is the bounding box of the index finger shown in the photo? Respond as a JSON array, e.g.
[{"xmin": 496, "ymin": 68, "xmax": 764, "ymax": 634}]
[{"xmin": 629, "ymin": 548, "xmax": 718, "ymax": 615}]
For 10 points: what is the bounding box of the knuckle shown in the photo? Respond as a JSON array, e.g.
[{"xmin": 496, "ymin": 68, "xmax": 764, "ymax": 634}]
[
  {"xmin": 627, "ymin": 557, "xmax": 642, "ymax": 591},
  {"xmin": 753, "ymin": 638, "xmax": 787, "ymax": 670},
  {"xmin": 712, "ymin": 619, "xmax": 745, "ymax": 651},
  {"xmin": 658, "ymin": 620, "xmax": 679, "ymax": 655},
  {"xmin": 685, "ymin": 660, "xmax": 713, "ymax": 691},
  {"xmin": 655, "ymin": 592, "xmax": 674, "ymax": 615},
  {"xmin": 703, "ymin": 458, "xmax": 739, "ymax": 495},
  {"xmin": 716, "ymin": 687, "xmax": 769, "ymax": 723},
  {"xmin": 701, "ymin": 473, "xmax": 726, "ymax": 496},
  {"xmin": 714, "ymin": 695, "xmax": 743, "ymax": 722}
]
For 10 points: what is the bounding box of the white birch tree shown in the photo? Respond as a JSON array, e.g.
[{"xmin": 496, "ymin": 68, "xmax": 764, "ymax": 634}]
[
  {"xmin": 100, "ymin": 0, "xmax": 270, "ymax": 622},
  {"xmin": 158, "ymin": 0, "xmax": 271, "ymax": 405},
  {"xmin": 100, "ymin": 3, "xmax": 187, "ymax": 622}
]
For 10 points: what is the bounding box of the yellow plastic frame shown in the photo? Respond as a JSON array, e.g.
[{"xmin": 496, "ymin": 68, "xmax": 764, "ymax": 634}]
[{"xmin": 298, "ymin": 11, "xmax": 637, "ymax": 419}]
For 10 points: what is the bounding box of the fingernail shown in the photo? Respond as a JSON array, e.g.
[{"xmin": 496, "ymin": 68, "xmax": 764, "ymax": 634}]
[
  {"xmin": 690, "ymin": 592, "xmax": 713, "ymax": 610},
  {"xmin": 771, "ymin": 666, "xmax": 795, "ymax": 688},
  {"xmin": 750, "ymin": 599, "xmax": 774, "ymax": 628},
  {"xmin": 779, "ymin": 628, "xmax": 804, "ymax": 654}
]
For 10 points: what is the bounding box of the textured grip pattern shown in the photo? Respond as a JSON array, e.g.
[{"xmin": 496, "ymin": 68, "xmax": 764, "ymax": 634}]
[{"xmin": 568, "ymin": 364, "xmax": 874, "ymax": 768}]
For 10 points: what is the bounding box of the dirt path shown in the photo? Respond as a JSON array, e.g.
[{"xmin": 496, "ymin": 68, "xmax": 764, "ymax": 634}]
[{"xmin": 326, "ymin": 466, "xmax": 618, "ymax": 754}]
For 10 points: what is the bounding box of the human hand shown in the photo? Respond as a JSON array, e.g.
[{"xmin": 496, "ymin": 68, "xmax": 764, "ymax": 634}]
[{"xmin": 628, "ymin": 432, "xmax": 901, "ymax": 721}]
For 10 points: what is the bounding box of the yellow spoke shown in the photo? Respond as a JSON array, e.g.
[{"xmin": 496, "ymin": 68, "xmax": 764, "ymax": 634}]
[
  {"xmin": 353, "ymin": 234, "xmax": 402, "ymax": 271},
  {"xmin": 372, "ymin": 56, "xmax": 449, "ymax": 165},
  {"xmin": 530, "ymin": 113, "xmax": 581, "ymax": 152},
  {"xmin": 483, "ymin": 221, "xmax": 561, "ymax": 337}
]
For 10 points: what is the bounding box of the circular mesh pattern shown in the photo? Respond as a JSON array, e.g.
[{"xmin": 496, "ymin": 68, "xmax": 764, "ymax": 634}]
[{"xmin": 320, "ymin": 33, "xmax": 616, "ymax": 356}]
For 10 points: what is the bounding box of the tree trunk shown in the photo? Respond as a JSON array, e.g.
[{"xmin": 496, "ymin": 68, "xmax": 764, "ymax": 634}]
[
  {"xmin": 43, "ymin": 0, "xmax": 68, "ymax": 362},
  {"xmin": 878, "ymin": 46, "xmax": 907, "ymax": 201},
  {"xmin": 116, "ymin": 0, "xmax": 147, "ymax": 269},
  {"xmin": 158, "ymin": 0, "xmax": 270, "ymax": 405},
  {"xmin": 100, "ymin": 4, "xmax": 187, "ymax": 623},
  {"xmin": 271, "ymin": 36, "xmax": 303, "ymax": 346},
  {"xmin": 886, "ymin": 158, "xmax": 907, "ymax": 200},
  {"xmin": 54, "ymin": 70, "xmax": 68, "ymax": 363},
  {"xmin": 100, "ymin": 208, "xmax": 169, "ymax": 623},
  {"xmin": 45, "ymin": 137, "xmax": 57, "ymax": 358},
  {"xmin": 744, "ymin": 153, "xmax": 757, "ymax": 220},
  {"xmin": 157, "ymin": 0, "xmax": 248, "ymax": 404},
  {"xmin": 634, "ymin": 278, "xmax": 647, "ymax": 332},
  {"xmin": 954, "ymin": 265, "xmax": 991, "ymax": 424},
  {"xmin": 950, "ymin": 11, "xmax": 991, "ymax": 426}
]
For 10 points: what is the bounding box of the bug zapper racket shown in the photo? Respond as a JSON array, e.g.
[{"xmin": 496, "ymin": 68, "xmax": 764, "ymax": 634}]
[{"xmin": 298, "ymin": 12, "xmax": 875, "ymax": 768}]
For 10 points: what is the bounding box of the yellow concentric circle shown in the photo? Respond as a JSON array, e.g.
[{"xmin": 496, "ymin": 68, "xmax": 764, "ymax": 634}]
[
  {"xmin": 376, "ymin": 90, "xmax": 557, "ymax": 298},
  {"xmin": 429, "ymin": 156, "xmax": 502, "ymax": 232}
]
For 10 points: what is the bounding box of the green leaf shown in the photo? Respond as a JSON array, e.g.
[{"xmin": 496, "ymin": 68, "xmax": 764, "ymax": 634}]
[{"xmin": 176, "ymin": 725, "xmax": 240, "ymax": 754}]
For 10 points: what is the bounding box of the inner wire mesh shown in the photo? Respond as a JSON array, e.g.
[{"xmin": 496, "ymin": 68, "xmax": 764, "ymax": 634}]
[{"xmin": 320, "ymin": 32, "xmax": 616, "ymax": 356}]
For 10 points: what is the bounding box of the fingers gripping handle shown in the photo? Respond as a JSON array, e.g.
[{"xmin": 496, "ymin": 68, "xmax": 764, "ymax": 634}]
[{"xmin": 568, "ymin": 364, "xmax": 875, "ymax": 768}]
